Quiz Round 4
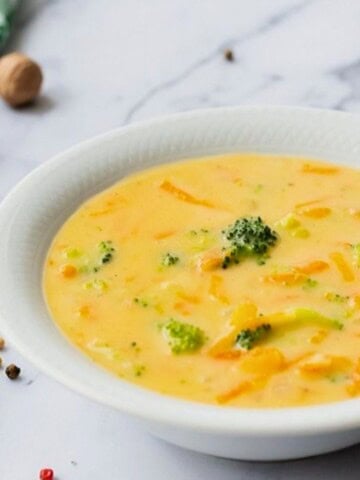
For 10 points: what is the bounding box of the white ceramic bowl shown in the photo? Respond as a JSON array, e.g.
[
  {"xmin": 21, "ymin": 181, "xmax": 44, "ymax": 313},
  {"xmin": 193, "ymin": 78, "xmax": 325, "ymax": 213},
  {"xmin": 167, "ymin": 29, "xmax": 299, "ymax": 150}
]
[{"xmin": 1, "ymin": 106, "xmax": 360, "ymax": 461}]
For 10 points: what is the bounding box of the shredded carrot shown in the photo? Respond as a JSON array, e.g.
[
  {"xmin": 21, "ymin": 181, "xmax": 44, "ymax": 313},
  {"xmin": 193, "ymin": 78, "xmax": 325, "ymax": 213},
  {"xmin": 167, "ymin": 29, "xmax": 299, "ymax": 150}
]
[
  {"xmin": 230, "ymin": 303, "xmax": 258, "ymax": 329},
  {"xmin": 262, "ymin": 271, "xmax": 305, "ymax": 286},
  {"xmin": 300, "ymin": 354, "xmax": 350, "ymax": 375},
  {"xmin": 153, "ymin": 230, "xmax": 176, "ymax": 240},
  {"xmin": 60, "ymin": 264, "xmax": 77, "ymax": 278},
  {"xmin": 160, "ymin": 180, "xmax": 214, "ymax": 208},
  {"xmin": 299, "ymin": 207, "xmax": 331, "ymax": 218},
  {"xmin": 197, "ymin": 249, "xmax": 224, "ymax": 272},
  {"xmin": 207, "ymin": 303, "xmax": 257, "ymax": 357},
  {"xmin": 240, "ymin": 347, "xmax": 285, "ymax": 376},
  {"xmin": 177, "ymin": 292, "xmax": 200, "ymax": 304},
  {"xmin": 298, "ymin": 353, "xmax": 333, "ymax": 374},
  {"xmin": 329, "ymin": 252, "xmax": 355, "ymax": 282},
  {"xmin": 294, "ymin": 260, "xmax": 329, "ymax": 275},
  {"xmin": 216, "ymin": 348, "xmax": 290, "ymax": 404},
  {"xmin": 302, "ymin": 164, "xmax": 339, "ymax": 175},
  {"xmin": 216, "ymin": 381, "xmax": 252, "ymax": 404},
  {"xmin": 212, "ymin": 351, "xmax": 243, "ymax": 360},
  {"xmin": 207, "ymin": 333, "xmax": 236, "ymax": 357},
  {"xmin": 209, "ymin": 274, "xmax": 229, "ymax": 304}
]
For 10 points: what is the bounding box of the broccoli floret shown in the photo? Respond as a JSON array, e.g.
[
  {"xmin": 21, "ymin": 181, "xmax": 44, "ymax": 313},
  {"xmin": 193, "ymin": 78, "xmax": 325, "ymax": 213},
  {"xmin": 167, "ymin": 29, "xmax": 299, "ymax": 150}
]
[
  {"xmin": 302, "ymin": 278, "xmax": 318, "ymax": 290},
  {"xmin": 162, "ymin": 319, "xmax": 205, "ymax": 354},
  {"xmin": 324, "ymin": 292, "xmax": 349, "ymax": 304},
  {"xmin": 99, "ymin": 241, "xmax": 115, "ymax": 264},
  {"xmin": 133, "ymin": 297, "xmax": 149, "ymax": 308},
  {"xmin": 162, "ymin": 253, "xmax": 179, "ymax": 267},
  {"xmin": 222, "ymin": 216, "xmax": 278, "ymax": 268},
  {"xmin": 236, "ymin": 323, "xmax": 272, "ymax": 350}
]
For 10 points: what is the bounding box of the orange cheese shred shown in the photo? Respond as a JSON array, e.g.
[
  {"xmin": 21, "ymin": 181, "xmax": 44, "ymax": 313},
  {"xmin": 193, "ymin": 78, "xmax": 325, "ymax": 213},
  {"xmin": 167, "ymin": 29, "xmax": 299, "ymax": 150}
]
[
  {"xmin": 153, "ymin": 230, "xmax": 176, "ymax": 240},
  {"xmin": 216, "ymin": 381, "xmax": 252, "ymax": 404},
  {"xmin": 294, "ymin": 260, "xmax": 329, "ymax": 275},
  {"xmin": 302, "ymin": 164, "xmax": 339, "ymax": 175},
  {"xmin": 197, "ymin": 249, "xmax": 224, "ymax": 272},
  {"xmin": 262, "ymin": 271, "xmax": 305, "ymax": 286},
  {"xmin": 300, "ymin": 207, "xmax": 331, "ymax": 218},
  {"xmin": 160, "ymin": 180, "xmax": 214, "ymax": 208},
  {"xmin": 329, "ymin": 252, "xmax": 354, "ymax": 282}
]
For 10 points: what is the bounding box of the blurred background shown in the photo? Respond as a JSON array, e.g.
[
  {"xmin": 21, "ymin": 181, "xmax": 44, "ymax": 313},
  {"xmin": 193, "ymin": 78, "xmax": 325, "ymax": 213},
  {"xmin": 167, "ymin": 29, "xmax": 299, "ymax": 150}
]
[{"xmin": 2, "ymin": 1, "xmax": 360, "ymax": 479}]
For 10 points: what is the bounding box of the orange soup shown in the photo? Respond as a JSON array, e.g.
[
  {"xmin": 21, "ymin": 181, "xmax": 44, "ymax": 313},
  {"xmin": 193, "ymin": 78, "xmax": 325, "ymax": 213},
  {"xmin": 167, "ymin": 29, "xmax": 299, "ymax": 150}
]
[{"xmin": 44, "ymin": 153, "xmax": 360, "ymax": 407}]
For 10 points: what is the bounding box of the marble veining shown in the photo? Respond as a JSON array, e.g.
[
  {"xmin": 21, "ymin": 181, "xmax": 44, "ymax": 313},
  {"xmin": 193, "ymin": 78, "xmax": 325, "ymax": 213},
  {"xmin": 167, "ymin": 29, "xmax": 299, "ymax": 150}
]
[{"xmin": 2, "ymin": 1, "xmax": 360, "ymax": 478}]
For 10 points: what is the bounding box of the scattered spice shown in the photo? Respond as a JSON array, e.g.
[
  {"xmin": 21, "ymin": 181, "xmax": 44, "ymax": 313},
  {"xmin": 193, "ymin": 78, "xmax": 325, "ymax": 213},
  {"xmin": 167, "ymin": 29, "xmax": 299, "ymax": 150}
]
[
  {"xmin": 0, "ymin": 52, "xmax": 43, "ymax": 107},
  {"xmin": 0, "ymin": 336, "xmax": 5, "ymax": 350},
  {"xmin": 224, "ymin": 48, "xmax": 234, "ymax": 62},
  {"xmin": 39, "ymin": 468, "xmax": 54, "ymax": 480},
  {"xmin": 5, "ymin": 363, "xmax": 20, "ymax": 380}
]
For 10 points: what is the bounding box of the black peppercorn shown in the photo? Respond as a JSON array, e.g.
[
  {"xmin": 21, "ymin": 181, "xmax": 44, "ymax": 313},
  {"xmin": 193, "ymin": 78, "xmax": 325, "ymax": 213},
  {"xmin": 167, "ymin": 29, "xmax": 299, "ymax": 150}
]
[
  {"xmin": 5, "ymin": 363, "xmax": 21, "ymax": 380},
  {"xmin": 224, "ymin": 48, "xmax": 234, "ymax": 62}
]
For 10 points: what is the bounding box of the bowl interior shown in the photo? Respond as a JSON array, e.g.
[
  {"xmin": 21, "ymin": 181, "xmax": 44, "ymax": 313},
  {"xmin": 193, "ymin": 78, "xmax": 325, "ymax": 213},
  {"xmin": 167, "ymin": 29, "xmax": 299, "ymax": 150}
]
[{"xmin": 1, "ymin": 106, "xmax": 360, "ymax": 434}]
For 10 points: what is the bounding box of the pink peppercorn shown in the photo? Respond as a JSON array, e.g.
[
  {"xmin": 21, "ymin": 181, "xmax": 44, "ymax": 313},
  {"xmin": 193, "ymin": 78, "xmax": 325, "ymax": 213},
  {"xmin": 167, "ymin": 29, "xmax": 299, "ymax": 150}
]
[{"xmin": 39, "ymin": 468, "xmax": 54, "ymax": 480}]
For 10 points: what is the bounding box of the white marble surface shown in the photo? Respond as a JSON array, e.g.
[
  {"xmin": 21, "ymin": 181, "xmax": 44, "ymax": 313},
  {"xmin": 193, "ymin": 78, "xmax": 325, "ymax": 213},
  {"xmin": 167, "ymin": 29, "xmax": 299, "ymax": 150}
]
[{"xmin": 2, "ymin": 1, "xmax": 360, "ymax": 478}]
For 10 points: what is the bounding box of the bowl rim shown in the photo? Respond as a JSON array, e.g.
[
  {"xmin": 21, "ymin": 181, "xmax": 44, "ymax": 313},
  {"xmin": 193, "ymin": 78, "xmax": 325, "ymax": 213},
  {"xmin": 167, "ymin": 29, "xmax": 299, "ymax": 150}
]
[{"xmin": 2, "ymin": 105, "xmax": 360, "ymax": 437}]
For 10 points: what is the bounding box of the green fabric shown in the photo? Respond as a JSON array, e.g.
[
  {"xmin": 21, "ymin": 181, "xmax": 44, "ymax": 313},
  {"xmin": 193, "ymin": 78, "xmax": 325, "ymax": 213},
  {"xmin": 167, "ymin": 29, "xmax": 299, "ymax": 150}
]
[{"xmin": 0, "ymin": 0, "xmax": 18, "ymax": 48}]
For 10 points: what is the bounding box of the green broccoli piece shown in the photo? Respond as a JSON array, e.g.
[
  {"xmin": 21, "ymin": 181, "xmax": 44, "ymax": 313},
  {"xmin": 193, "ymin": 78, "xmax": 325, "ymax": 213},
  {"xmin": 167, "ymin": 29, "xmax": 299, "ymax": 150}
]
[
  {"xmin": 162, "ymin": 319, "xmax": 205, "ymax": 354},
  {"xmin": 99, "ymin": 240, "xmax": 115, "ymax": 264},
  {"xmin": 289, "ymin": 308, "xmax": 343, "ymax": 331},
  {"xmin": 236, "ymin": 323, "xmax": 272, "ymax": 350},
  {"xmin": 162, "ymin": 253, "xmax": 179, "ymax": 267},
  {"xmin": 133, "ymin": 297, "xmax": 149, "ymax": 308},
  {"xmin": 302, "ymin": 278, "xmax": 318, "ymax": 290},
  {"xmin": 324, "ymin": 292, "xmax": 349, "ymax": 304},
  {"xmin": 222, "ymin": 216, "xmax": 278, "ymax": 268}
]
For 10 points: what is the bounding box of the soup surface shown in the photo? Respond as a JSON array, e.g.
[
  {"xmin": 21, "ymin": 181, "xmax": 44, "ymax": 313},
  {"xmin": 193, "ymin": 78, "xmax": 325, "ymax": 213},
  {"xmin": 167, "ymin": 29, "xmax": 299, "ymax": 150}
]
[{"xmin": 44, "ymin": 153, "xmax": 360, "ymax": 408}]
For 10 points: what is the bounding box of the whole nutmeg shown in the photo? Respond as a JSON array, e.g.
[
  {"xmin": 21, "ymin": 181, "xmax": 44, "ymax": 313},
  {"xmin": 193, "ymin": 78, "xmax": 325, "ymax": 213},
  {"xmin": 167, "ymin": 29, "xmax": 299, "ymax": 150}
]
[{"xmin": 0, "ymin": 52, "xmax": 43, "ymax": 107}]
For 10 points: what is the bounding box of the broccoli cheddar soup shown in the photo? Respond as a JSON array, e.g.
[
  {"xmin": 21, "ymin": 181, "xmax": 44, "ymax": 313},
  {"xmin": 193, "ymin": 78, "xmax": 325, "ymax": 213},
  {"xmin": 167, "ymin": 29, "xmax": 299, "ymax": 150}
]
[{"xmin": 44, "ymin": 153, "xmax": 360, "ymax": 408}]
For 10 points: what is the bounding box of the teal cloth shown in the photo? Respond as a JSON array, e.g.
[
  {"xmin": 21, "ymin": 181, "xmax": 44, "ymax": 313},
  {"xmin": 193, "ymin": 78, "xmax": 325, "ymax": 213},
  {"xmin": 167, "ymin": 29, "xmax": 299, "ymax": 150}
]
[{"xmin": 0, "ymin": 0, "xmax": 18, "ymax": 48}]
